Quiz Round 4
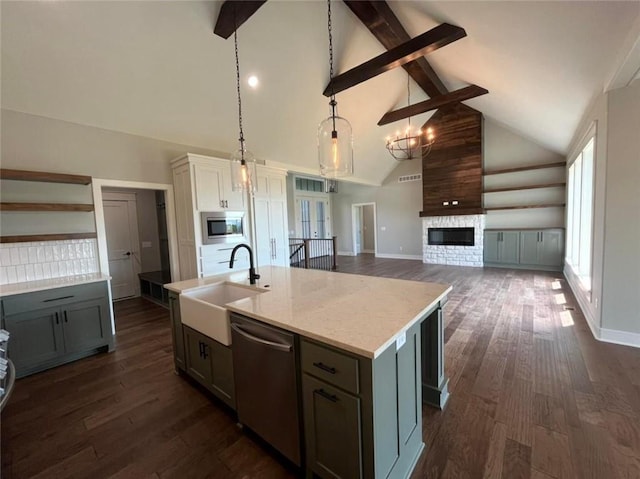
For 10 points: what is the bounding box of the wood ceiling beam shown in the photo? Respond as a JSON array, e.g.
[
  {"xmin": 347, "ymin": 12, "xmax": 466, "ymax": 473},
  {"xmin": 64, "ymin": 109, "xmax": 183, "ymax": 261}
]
[
  {"xmin": 213, "ymin": 1, "xmax": 267, "ymax": 39},
  {"xmin": 343, "ymin": 0, "xmax": 449, "ymax": 97},
  {"xmin": 377, "ymin": 85, "xmax": 488, "ymax": 125},
  {"xmin": 323, "ymin": 23, "xmax": 465, "ymax": 97}
]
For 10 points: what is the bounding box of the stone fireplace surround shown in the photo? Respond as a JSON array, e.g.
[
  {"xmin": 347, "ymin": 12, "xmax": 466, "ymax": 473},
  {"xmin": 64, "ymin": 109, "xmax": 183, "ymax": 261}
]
[{"xmin": 422, "ymin": 215, "xmax": 486, "ymax": 267}]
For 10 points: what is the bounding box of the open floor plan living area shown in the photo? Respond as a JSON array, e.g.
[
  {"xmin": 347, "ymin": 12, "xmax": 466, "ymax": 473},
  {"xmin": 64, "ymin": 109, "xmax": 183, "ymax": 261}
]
[{"xmin": 1, "ymin": 1, "xmax": 639, "ymax": 478}]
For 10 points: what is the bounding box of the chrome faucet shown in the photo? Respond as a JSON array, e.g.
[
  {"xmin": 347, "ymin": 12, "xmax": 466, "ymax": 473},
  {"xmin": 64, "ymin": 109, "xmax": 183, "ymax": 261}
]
[{"xmin": 229, "ymin": 243, "xmax": 260, "ymax": 285}]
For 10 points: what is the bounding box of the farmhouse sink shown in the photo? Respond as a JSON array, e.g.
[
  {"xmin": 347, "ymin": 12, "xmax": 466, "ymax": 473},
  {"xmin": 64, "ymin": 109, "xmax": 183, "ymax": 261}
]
[{"xmin": 179, "ymin": 282, "xmax": 264, "ymax": 346}]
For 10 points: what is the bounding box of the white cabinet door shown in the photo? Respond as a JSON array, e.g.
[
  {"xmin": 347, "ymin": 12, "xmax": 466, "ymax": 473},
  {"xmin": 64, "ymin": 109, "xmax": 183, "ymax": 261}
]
[
  {"xmin": 194, "ymin": 163, "xmax": 223, "ymax": 211},
  {"xmin": 269, "ymin": 199, "xmax": 288, "ymax": 266},
  {"xmin": 253, "ymin": 197, "xmax": 272, "ymax": 267},
  {"xmin": 220, "ymin": 167, "xmax": 245, "ymax": 210}
]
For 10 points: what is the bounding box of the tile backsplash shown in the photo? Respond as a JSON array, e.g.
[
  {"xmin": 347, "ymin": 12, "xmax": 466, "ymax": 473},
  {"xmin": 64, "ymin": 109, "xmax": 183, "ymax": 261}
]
[{"xmin": 0, "ymin": 239, "xmax": 99, "ymax": 285}]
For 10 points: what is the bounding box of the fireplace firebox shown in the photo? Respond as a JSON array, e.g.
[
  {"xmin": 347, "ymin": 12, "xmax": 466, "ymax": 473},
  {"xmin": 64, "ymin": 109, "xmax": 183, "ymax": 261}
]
[{"xmin": 428, "ymin": 227, "xmax": 474, "ymax": 246}]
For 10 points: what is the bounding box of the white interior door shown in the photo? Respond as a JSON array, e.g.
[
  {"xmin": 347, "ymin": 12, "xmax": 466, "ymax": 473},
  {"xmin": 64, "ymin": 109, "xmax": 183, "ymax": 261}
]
[{"xmin": 103, "ymin": 195, "xmax": 140, "ymax": 300}]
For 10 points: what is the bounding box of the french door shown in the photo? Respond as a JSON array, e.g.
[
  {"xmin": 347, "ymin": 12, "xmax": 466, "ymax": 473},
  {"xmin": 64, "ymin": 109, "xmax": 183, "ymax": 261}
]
[{"xmin": 295, "ymin": 196, "xmax": 331, "ymax": 259}]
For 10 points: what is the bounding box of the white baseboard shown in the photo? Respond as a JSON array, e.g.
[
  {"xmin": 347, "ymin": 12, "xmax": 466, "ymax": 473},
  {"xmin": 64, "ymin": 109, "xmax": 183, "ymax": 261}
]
[
  {"xmin": 564, "ymin": 268, "xmax": 640, "ymax": 349},
  {"xmin": 599, "ymin": 328, "xmax": 640, "ymax": 348},
  {"xmin": 375, "ymin": 253, "xmax": 423, "ymax": 261},
  {"xmin": 337, "ymin": 251, "xmax": 356, "ymax": 256}
]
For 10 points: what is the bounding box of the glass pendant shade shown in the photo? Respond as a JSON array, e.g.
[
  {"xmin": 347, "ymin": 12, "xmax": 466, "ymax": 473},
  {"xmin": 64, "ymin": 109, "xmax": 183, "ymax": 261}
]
[
  {"xmin": 318, "ymin": 115, "xmax": 353, "ymax": 178},
  {"xmin": 230, "ymin": 144, "xmax": 257, "ymax": 193}
]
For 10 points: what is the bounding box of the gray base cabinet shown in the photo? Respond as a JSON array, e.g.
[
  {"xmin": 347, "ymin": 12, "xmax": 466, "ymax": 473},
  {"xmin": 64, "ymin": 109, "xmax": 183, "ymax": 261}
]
[
  {"xmin": 1, "ymin": 281, "xmax": 113, "ymax": 378},
  {"xmin": 484, "ymin": 231, "xmax": 520, "ymax": 265},
  {"xmin": 168, "ymin": 292, "xmax": 185, "ymax": 372},
  {"xmin": 301, "ymin": 318, "xmax": 424, "ymax": 479},
  {"xmin": 183, "ymin": 325, "xmax": 235, "ymax": 409},
  {"xmin": 484, "ymin": 229, "xmax": 564, "ymax": 271}
]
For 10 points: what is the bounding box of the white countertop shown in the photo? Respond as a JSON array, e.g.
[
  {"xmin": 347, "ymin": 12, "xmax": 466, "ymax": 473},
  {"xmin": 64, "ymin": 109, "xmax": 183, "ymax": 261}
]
[
  {"xmin": 165, "ymin": 266, "xmax": 451, "ymax": 359},
  {"xmin": 0, "ymin": 273, "xmax": 111, "ymax": 297}
]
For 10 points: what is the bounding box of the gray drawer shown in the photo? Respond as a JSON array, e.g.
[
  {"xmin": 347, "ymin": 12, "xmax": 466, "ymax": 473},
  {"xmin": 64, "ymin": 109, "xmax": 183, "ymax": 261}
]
[
  {"xmin": 301, "ymin": 339, "xmax": 359, "ymax": 394},
  {"xmin": 2, "ymin": 281, "xmax": 108, "ymax": 316}
]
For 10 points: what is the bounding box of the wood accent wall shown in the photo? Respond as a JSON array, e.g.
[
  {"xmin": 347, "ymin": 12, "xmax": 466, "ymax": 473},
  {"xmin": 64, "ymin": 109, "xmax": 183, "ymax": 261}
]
[{"xmin": 420, "ymin": 103, "xmax": 484, "ymax": 217}]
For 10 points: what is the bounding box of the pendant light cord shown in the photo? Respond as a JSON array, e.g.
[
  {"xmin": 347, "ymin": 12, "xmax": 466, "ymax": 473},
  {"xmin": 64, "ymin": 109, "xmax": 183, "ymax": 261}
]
[
  {"xmin": 234, "ymin": 29, "xmax": 245, "ymax": 161},
  {"xmin": 327, "ymin": 0, "xmax": 337, "ymax": 131}
]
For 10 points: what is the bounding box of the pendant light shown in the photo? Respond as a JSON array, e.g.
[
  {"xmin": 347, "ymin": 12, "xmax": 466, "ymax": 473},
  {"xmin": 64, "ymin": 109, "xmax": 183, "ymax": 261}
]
[
  {"xmin": 230, "ymin": 28, "xmax": 257, "ymax": 193},
  {"xmin": 318, "ymin": 0, "xmax": 353, "ymax": 178},
  {"xmin": 385, "ymin": 73, "xmax": 435, "ymax": 161}
]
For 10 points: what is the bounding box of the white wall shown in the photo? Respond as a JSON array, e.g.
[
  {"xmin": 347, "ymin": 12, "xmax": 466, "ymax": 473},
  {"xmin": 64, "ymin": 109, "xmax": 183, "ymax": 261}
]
[
  {"xmin": 1, "ymin": 109, "xmax": 226, "ymax": 183},
  {"xmin": 601, "ymin": 80, "xmax": 640, "ymax": 336},
  {"xmin": 333, "ymin": 159, "xmax": 423, "ymax": 257},
  {"xmin": 483, "ymin": 119, "xmax": 566, "ymax": 229}
]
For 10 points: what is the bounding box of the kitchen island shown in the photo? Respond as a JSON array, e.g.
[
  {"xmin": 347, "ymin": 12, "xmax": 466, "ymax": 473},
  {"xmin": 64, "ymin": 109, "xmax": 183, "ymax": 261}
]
[{"xmin": 165, "ymin": 266, "xmax": 451, "ymax": 479}]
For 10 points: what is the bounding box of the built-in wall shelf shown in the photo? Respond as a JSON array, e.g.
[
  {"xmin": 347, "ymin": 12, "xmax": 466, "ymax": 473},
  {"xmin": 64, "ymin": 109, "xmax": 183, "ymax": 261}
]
[
  {"xmin": 483, "ymin": 161, "xmax": 566, "ymax": 176},
  {"xmin": 0, "ymin": 232, "xmax": 98, "ymax": 244},
  {"xmin": 0, "ymin": 203, "xmax": 94, "ymax": 212},
  {"xmin": 0, "ymin": 169, "xmax": 96, "ymax": 244},
  {"xmin": 0, "ymin": 169, "xmax": 92, "ymax": 185},
  {"xmin": 484, "ymin": 203, "xmax": 565, "ymax": 211},
  {"xmin": 483, "ymin": 182, "xmax": 566, "ymax": 194}
]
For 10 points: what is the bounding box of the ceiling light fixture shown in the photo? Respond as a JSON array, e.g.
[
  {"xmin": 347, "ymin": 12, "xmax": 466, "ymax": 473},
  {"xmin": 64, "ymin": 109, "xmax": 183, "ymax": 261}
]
[
  {"xmin": 385, "ymin": 74, "xmax": 435, "ymax": 161},
  {"xmin": 230, "ymin": 27, "xmax": 257, "ymax": 193},
  {"xmin": 318, "ymin": 0, "xmax": 353, "ymax": 178},
  {"xmin": 247, "ymin": 75, "xmax": 259, "ymax": 89}
]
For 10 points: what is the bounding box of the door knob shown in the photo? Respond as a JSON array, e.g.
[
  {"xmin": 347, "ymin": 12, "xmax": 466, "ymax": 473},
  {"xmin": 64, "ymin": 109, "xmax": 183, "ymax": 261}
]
[{"xmin": 123, "ymin": 252, "xmax": 131, "ymax": 256}]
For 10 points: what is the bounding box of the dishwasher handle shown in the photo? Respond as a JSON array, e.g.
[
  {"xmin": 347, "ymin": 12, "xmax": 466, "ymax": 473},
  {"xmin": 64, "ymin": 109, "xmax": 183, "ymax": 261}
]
[{"xmin": 230, "ymin": 323, "xmax": 292, "ymax": 352}]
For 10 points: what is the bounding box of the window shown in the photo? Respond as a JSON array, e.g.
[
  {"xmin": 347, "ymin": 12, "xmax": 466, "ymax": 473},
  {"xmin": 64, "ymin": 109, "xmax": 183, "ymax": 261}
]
[{"xmin": 566, "ymin": 134, "xmax": 595, "ymax": 292}]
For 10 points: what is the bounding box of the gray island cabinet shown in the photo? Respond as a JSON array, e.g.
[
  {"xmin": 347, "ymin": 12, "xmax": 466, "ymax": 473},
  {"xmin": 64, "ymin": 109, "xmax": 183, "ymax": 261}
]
[
  {"xmin": 165, "ymin": 266, "xmax": 451, "ymax": 479},
  {"xmin": 168, "ymin": 291, "xmax": 235, "ymax": 409},
  {"xmin": 301, "ymin": 316, "xmax": 425, "ymax": 479},
  {"xmin": 0, "ymin": 280, "xmax": 113, "ymax": 378}
]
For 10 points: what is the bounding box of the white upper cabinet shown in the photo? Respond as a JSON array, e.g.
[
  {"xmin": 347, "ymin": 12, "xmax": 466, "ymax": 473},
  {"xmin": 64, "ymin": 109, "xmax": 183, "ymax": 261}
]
[{"xmin": 191, "ymin": 158, "xmax": 245, "ymax": 212}]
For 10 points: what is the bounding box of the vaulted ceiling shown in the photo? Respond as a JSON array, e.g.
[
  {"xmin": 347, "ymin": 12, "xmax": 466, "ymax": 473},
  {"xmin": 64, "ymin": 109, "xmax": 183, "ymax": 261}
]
[{"xmin": 2, "ymin": 1, "xmax": 638, "ymax": 185}]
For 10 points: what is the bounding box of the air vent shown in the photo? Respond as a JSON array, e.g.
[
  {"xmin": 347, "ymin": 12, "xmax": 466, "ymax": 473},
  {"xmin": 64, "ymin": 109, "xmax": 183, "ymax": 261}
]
[{"xmin": 398, "ymin": 174, "xmax": 422, "ymax": 183}]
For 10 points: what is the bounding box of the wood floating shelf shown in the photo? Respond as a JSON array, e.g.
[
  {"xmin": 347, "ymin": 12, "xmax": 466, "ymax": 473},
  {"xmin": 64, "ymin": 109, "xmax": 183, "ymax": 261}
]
[
  {"xmin": 0, "ymin": 168, "xmax": 92, "ymax": 185},
  {"xmin": 484, "ymin": 204, "xmax": 566, "ymax": 211},
  {"xmin": 0, "ymin": 232, "xmax": 98, "ymax": 244},
  {"xmin": 483, "ymin": 182, "xmax": 566, "ymax": 194},
  {"xmin": 483, "ymin": 161, "xmax": 566, "ymax": 176},
  {"xmin": 0, "ymin": 203, "xmax": 94, "ymax": 212}
]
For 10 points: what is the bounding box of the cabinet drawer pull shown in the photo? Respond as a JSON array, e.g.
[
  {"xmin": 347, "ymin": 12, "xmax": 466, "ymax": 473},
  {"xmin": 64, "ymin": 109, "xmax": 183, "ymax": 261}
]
[
  {"xmin": 315, "ymin": 388, "xmax": 339, "ymax": 403},
  {"xmin": 43, "ymin": 295, "xmax": 74, "ymax": 303},
  {"xmin": 202, "ymin": 343, "xmax": 208, "ymax": 359},
  {"xmin": 313, "ymin": 362, "xmax": 336, "ymax": 374},
  {"xmin": 63, "ymin": 311, "xmax": 68, "ymax": 323},
  {"xmin": 55, "ymin": 312, "xmax": 59, "ymax": 325}
]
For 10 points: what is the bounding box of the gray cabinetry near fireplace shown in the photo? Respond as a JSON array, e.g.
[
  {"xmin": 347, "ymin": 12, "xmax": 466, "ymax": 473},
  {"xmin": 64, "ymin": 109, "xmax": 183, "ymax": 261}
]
[
  {"xmin": 484, "ymin": 229, "xmax": 564, "ymax": 271},
  {"xmin": 484, "ymin": 231, "xmax": 520, "ymax": 264},
  {"xmin": 1, "ymin": 281, "xmax": 113, "ymax": 377}
]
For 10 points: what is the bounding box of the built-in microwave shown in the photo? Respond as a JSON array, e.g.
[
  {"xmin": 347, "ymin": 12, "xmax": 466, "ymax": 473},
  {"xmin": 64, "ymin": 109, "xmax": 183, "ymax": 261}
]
[{"xmin": 201, "ymin": 211, "xmax": 246, "ymax": 245}]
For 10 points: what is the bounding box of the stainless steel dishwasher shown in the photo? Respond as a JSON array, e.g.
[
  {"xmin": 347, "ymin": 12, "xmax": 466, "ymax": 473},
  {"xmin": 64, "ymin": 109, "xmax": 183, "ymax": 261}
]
[{"xmin": 230, "ymin": 313, "xmax": 301, "ymax": 466}]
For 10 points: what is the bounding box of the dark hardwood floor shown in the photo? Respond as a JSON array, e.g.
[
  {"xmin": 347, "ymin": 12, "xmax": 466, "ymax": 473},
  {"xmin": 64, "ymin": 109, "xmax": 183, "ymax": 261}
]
[{"xmin": 2, "ymin": 256, "xmax": 640, "ymax": 478}]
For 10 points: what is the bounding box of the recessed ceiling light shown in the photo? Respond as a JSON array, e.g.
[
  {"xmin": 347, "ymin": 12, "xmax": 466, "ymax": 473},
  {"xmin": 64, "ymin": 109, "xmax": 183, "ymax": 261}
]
[{"xmin": 247, "ymin": 75, "xmax": 259, "ymax": 89}]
